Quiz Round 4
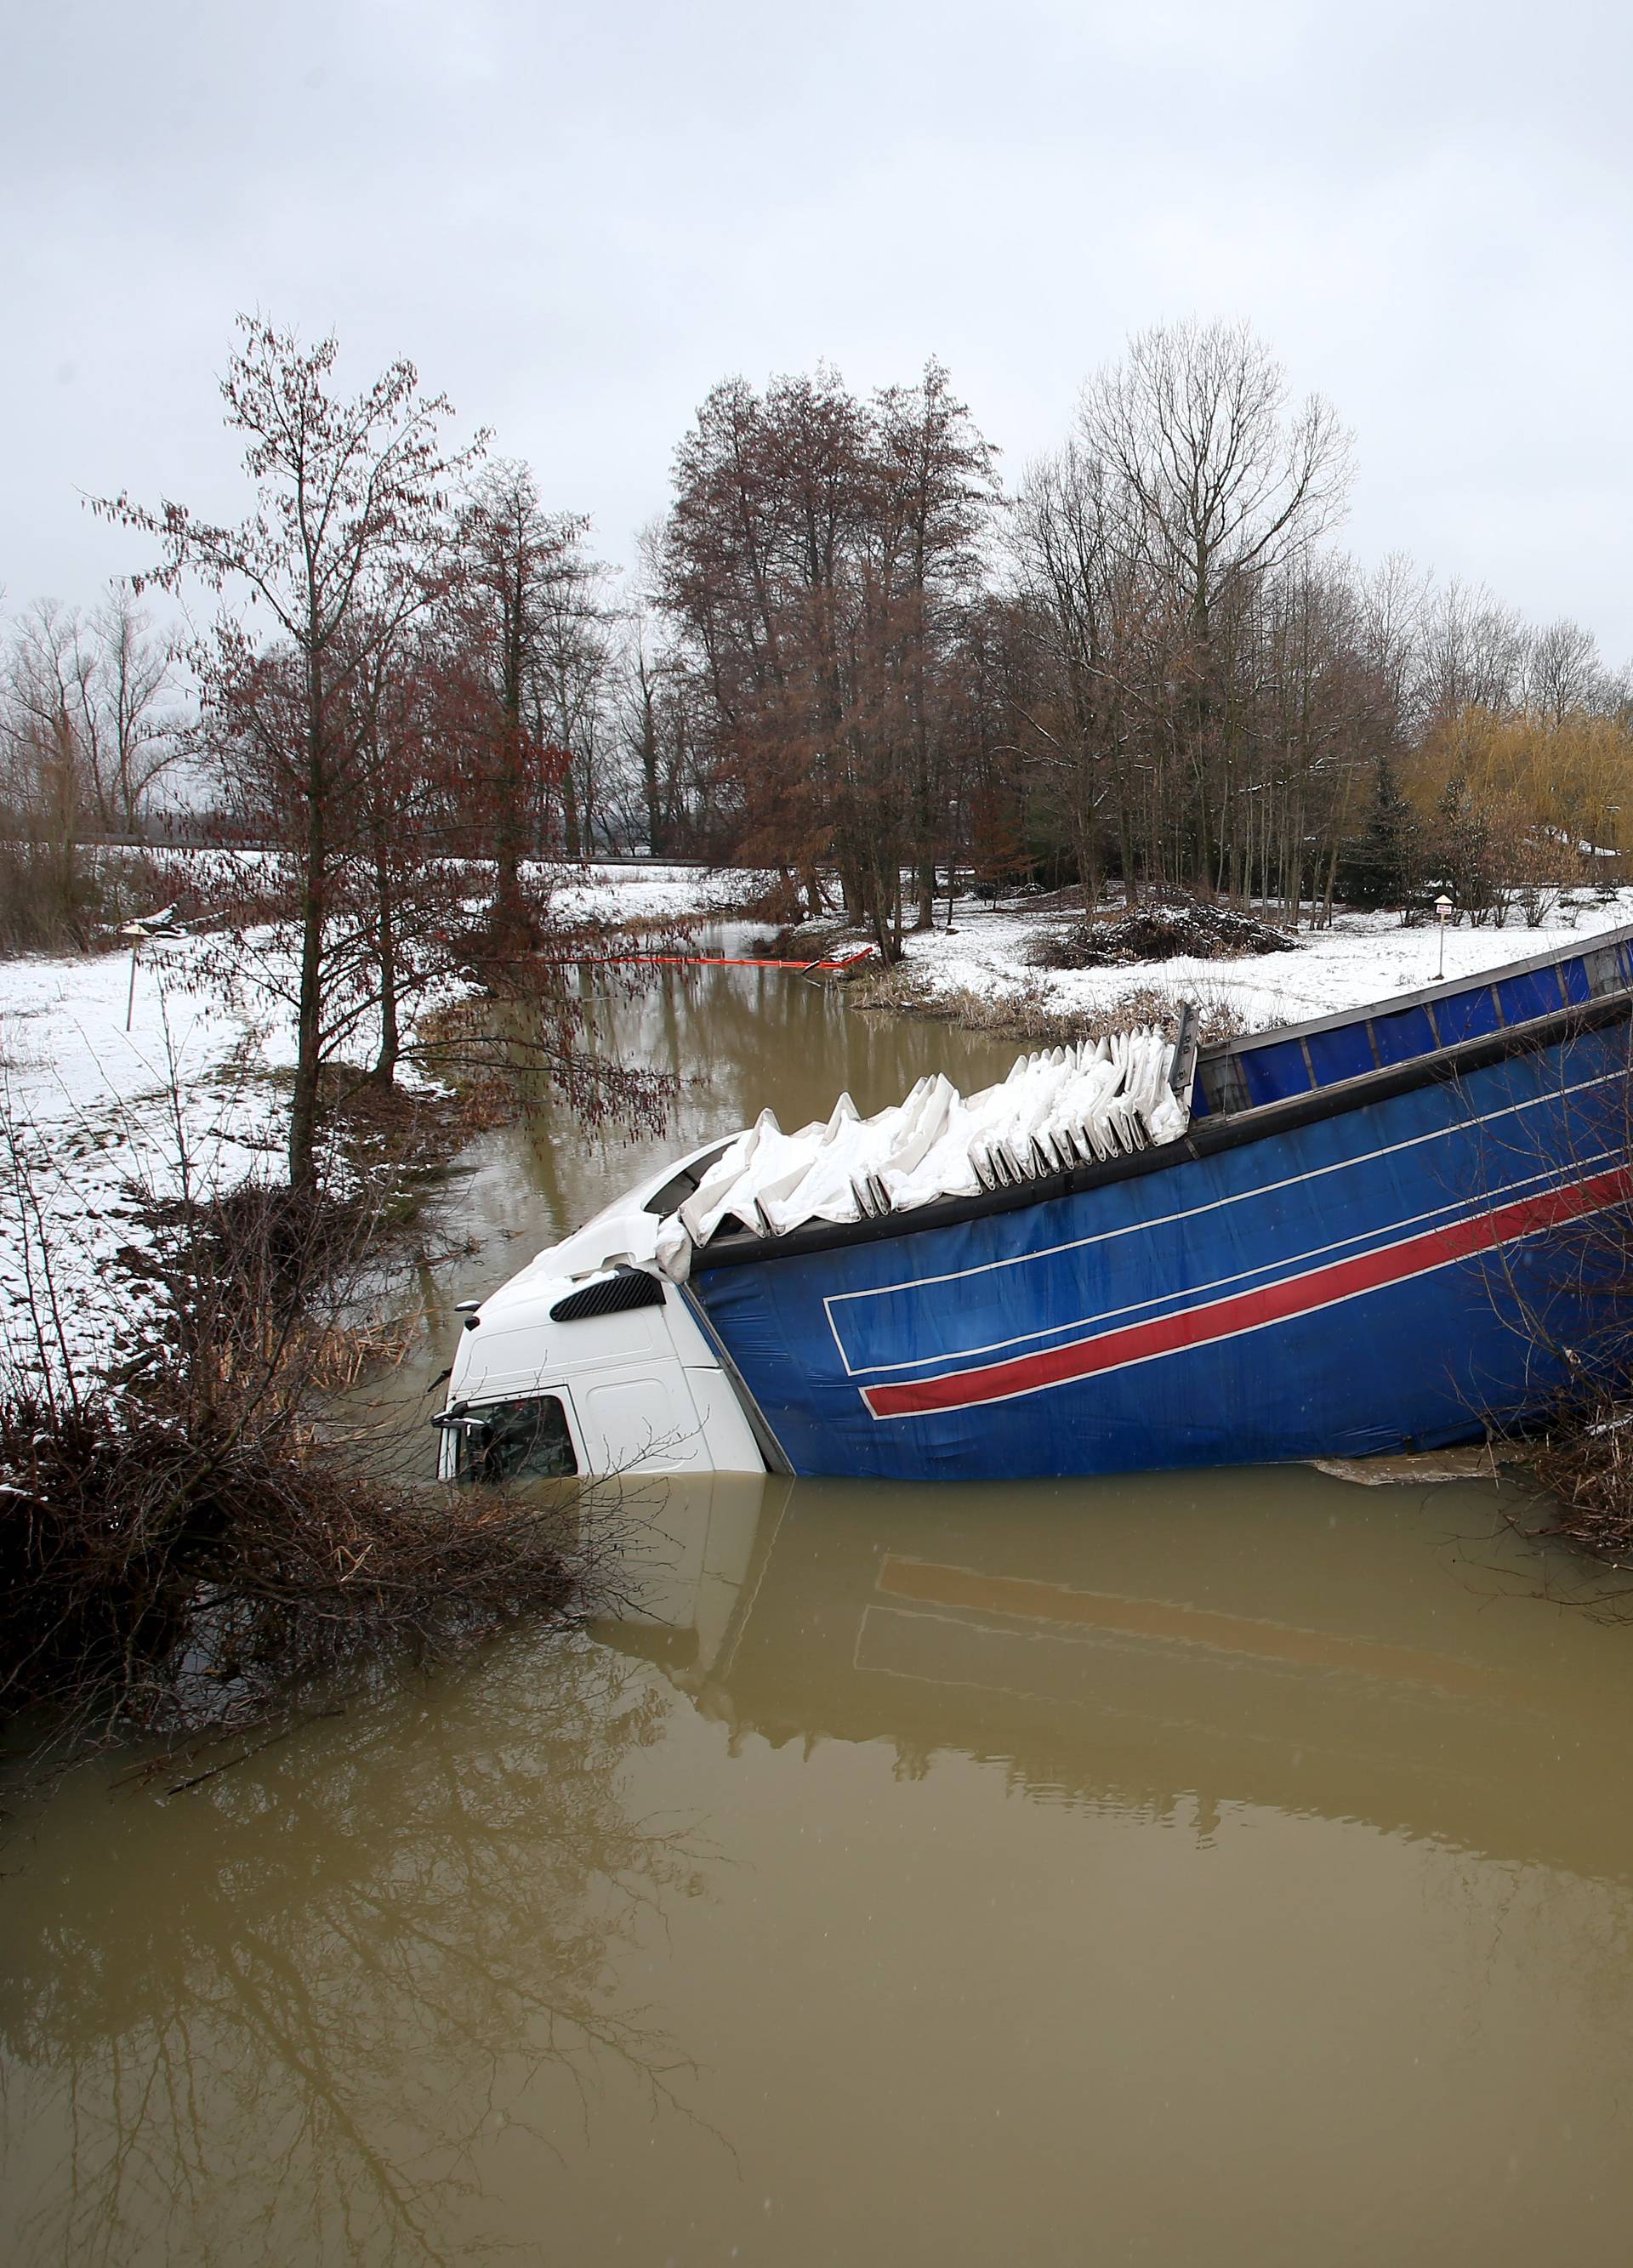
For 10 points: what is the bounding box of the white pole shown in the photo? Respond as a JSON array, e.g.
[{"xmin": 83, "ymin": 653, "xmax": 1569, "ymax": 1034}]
[{"xmin": 1436, "ymin": 895, "xmax": 1452, "ymax": 981}]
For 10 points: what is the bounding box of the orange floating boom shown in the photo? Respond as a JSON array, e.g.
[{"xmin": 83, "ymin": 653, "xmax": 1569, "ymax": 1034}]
[{"xmin": 550, "ymin": 946, "xmax": 878, "ymax": 972}]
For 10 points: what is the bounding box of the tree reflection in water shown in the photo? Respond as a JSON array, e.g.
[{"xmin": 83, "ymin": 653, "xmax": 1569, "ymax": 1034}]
[{"xmin": 0, "ymin": 1635, "xmax": 705, "ymax": 2265}]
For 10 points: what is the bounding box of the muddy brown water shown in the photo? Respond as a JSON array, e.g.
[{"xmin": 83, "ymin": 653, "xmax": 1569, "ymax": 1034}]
[{"xmin": 7, "ymin": 961, "xmax": 1633, "ymax": 2267}]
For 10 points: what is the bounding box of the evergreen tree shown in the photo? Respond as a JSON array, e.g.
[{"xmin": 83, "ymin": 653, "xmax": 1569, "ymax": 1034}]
[
  {"xmin": 1431, "ymin": 765, "xmax": 1493, "ymax": 917},
  {"xmin": 1339, "ymin": 753, "xmax": 1418, "ymax": 909}
]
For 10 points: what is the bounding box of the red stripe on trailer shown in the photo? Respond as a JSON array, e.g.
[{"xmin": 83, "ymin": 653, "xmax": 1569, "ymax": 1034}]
[{"xmin": 862, "ymin": 1165, "xmax": 1633, "ymax": 1418}]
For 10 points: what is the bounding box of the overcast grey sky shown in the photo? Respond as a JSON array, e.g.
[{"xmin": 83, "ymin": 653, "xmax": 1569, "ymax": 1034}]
[{"xmin": 4, "ymin": 0, "xmax": 1630, "ymax": 651}]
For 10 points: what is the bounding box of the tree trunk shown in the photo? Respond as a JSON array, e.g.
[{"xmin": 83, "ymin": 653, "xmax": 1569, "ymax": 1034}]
[
  {"xmin": 1118, "ymin": 800, "xmax": 1138, "ymax": 910},
  {"xmin": 493, "ymin": 593, "xmax": 532, "ymax": 949},
  {"xmin": 1074, "ymin": 811, "xmax": 1098, "ymax": 919},
  {"xmin": 289, "ymin": 654, "xmax": 326, "ymax": 1199},
  {"xmin": 372, "ymin": 831, "xmax": 400, "ymax": 1088},
  {"xmin": 643, "ymin": 743, "xmax": 662, "ymax": 855},
  {"xmin": 494, "ymin": 718, "xmax": 528, "ymax": 951},
  {"xmin": 913, "ymin": 861, "xmax": 936, "ymax": 930}
]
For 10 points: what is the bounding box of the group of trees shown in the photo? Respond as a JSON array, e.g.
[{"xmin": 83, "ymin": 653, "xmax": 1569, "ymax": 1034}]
[
  {"xmin": 0, "ymin": 590, "xmax": 185, "ymax": 943},
  {"xmin": 651, "ymin": 320, "xmax": 1633, "ymax": 941},
  {"xmin": 11, "ymin": 314, "xmax": 1627, "ymax": 958},
  {"xmin": 5, "ymin": 310, "xmax": 1632, "ymax": 1187},
  {"xmin": 76, "ymin": 319, "xmax": 660, "ymax": 1192},
  {"xmin": 653, "ymin": 361, "xmax": 998, "ymax": 952}
]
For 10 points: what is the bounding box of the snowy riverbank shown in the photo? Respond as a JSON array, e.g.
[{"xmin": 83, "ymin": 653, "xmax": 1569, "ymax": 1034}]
[{"xmin": 851, "ymin": 891, "xmax": 1633, "ymax": 1032}]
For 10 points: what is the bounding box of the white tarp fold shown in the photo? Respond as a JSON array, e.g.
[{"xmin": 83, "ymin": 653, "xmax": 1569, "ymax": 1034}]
[{"xmin": 654, "ymin": 1027, "xmax": 1190, "ymax": 1282}]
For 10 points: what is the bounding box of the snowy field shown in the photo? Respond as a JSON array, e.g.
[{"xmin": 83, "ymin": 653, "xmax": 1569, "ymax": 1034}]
[
  {"xmin": 5, "ymin": 865, "xmax": 1631, "ymax": 1378},
  {"xmin": 541, "ymin": 860, "xmax": 771, "ymax": 926}
]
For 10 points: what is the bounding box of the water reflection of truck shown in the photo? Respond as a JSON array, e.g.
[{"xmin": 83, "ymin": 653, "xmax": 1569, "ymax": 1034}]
[{"xmin": 598, "ymin": 1468, "xmax": 1633, "ymax": 1889}]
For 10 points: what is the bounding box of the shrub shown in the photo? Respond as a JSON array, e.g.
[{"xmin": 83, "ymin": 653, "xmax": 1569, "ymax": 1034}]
[{"xmin": 0, "ymin": 1176, "xmax": 595, "ymax": 1761}]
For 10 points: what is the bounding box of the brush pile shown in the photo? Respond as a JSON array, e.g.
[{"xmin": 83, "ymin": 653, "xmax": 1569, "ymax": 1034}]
[
  {"xmin": 0, "ymin": 1381, "xmax": 582, "ymax": 1742},
  {"xmin": 1033, "ymin": 895, "xmax": 1295, "ymax": 969},
  {"xmin": 0, "ymin": 1181, "xmax": 589, "ymax": 1757}
]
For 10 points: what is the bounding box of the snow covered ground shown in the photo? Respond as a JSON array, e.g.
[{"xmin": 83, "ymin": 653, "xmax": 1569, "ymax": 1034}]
[
  {"xmin": 885, "ymin": 893, "xmax": 1633, "ymax": 1031},
  {"xmin": 0, "ymin": 934, "xmax": 297, "ymax": 1378},
  {"xmin": 0, "ymin": 863, "xmax": 762, "ymax": 1379}
]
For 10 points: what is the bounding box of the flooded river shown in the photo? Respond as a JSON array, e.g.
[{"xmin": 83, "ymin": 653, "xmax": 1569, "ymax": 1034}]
[{"xmin": 7, "ymin": 963, "xmax": 1633, "ymax": 2265}]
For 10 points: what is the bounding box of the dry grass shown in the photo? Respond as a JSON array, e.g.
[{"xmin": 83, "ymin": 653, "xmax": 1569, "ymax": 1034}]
[
  {"xmin": 1522, "ymin": 1407, "xmax": 1633, "ymax": 1567},
  {"xmin": 0, "ymin": 1378, "xmax": 580, "ymax": 1719},
  {"xmin": 849, "ymin": 962, "xmax": 1247, "ymax": 1049},
  {"xmin": 0, "ymin": 841, "xmax": 302, "ymax": 958},
  {"xmin": 304, "ymin": 1312, "xmax": 420, "ymax": 1394}
]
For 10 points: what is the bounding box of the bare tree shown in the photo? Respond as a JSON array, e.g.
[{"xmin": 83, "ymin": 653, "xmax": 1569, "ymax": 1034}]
[
  {"xmin": 96, "ymin": 316, "xmax": 485, "ymax": 1196},
  {"xmin": 83, "ymin": 587, "xmax": 186, "ymax": 834},
  {"xmin": 1010, "ymin": 439, "xmax": 1171, "ymax": 907},
  {"xmin": 871, "ymin": 359, "xmax": 998, "ymax": 929},
  {"xmin": 1523, "ymin": 616, "xmax": 1606, "ymax": 725},
  {"xmin": 0, "ymin": 601, "xmax": 98, "ymax": 935},
  {"xmin": 1066, "ymin": 321, "xmax": 1355, "ymax": 906},
  {"xmin": 527, "ymin": 562, "xmax": 616, "ymax": 859},
  {"xmin": 0, "ymin": 590, "xmax": 182, "ymax": 846},
  {"xmin": 659, "ymin": 367, "xmax": 871, "ymax": 921},
  {"xmin": 1079, "ymin": 319, "xmax": 1354, "ymax": 647},
  {"xmin": 1414, "ymin": 577, "xmax": 1528, "ymax": 725},
  {"xmin": 658, "ymin": 361, "xmax": 995, "ymax": 949},
  {"xmin": 612, "ymin": 610, "xmax": 697, "ymax": 855},
  {"xmin": 455, "ymin": 459, "xmax": 600, "ymax": 938}
]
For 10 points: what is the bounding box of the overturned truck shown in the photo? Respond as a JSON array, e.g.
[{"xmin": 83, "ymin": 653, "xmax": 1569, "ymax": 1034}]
[{"xmin": 437, "ymin": 928, "xmax": 1633, "ymax": 1483}]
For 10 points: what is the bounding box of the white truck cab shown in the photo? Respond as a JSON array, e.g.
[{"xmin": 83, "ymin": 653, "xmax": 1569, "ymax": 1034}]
[{"xmin": 436, "ymin": 1137, "xmax": 771, "ymax": 1482}]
